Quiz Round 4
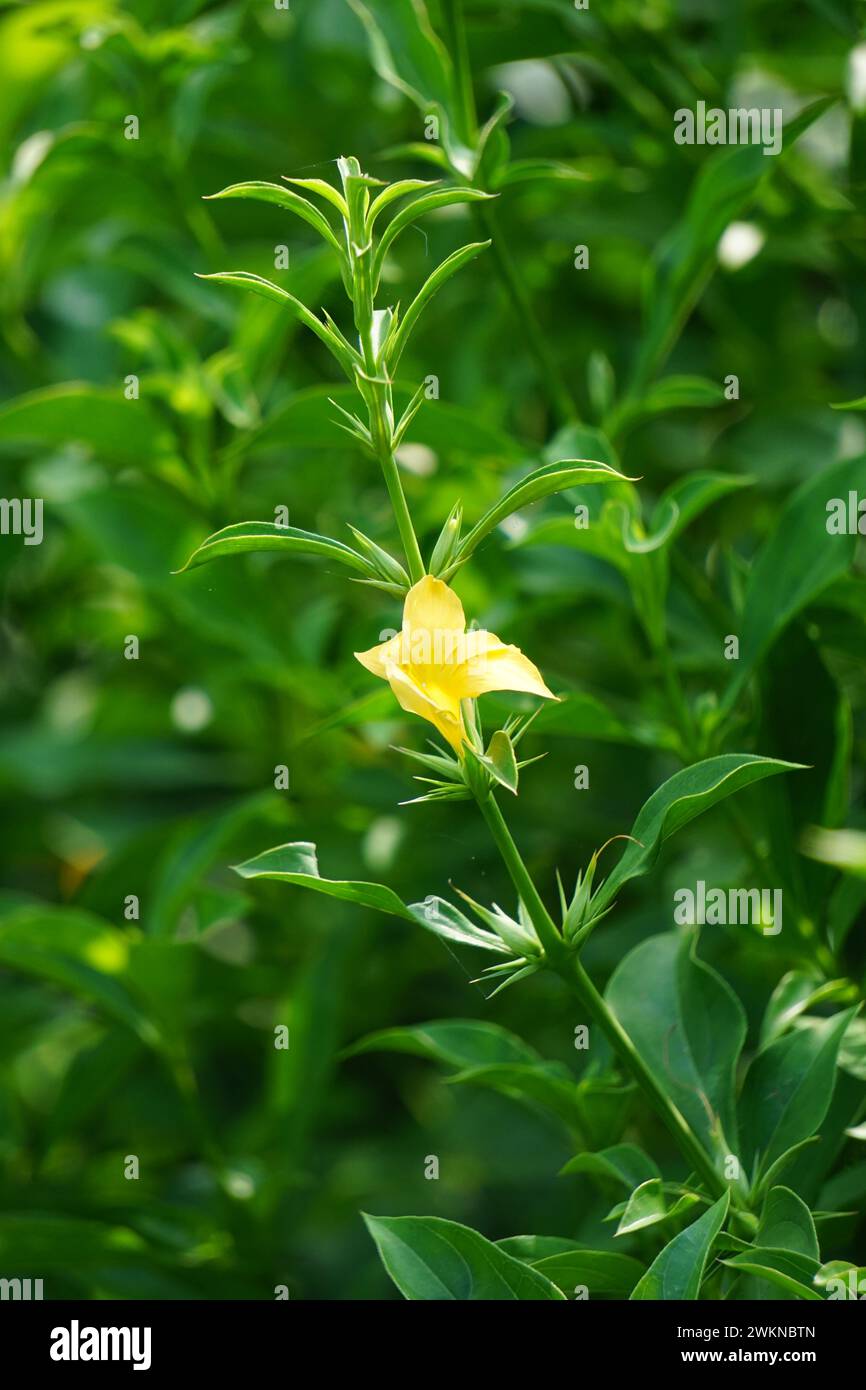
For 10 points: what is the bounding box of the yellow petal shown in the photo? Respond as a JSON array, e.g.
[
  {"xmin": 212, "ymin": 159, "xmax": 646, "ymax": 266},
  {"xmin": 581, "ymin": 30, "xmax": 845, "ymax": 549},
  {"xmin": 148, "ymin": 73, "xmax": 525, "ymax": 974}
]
[
  {"xmin": 354, "ymin": 633, "xmax": 402, "ymax": 680},
  {"xmin": 403, "ymin": 575, "xmax": 466, "ymax": 639},
  {"xmin": 385, "ymin": 660, "xmax": 465, "ymax": 752},
  {"xmin": 458, "ymin": 629, "xmax": 556, "ymax": 701}
]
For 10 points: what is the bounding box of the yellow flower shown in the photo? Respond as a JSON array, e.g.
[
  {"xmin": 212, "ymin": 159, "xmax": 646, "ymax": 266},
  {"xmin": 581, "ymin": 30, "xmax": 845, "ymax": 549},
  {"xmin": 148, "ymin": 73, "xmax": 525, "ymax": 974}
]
[{"xmin": 355, "ymin": 575, "xmax": 556, "ymax": 752}]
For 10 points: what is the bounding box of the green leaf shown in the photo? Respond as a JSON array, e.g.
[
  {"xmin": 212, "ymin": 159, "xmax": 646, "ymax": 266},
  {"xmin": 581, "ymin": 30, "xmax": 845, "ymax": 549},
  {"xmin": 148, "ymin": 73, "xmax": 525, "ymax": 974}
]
[
  {"xmin": 802, "ymin": 826, "xmax": 866, "ymax": 880},
  {"xmin": 721, "ymin": 1247, "xmax": 823, "ymax": 1299},
  {"xmin": 835, "ymin": 1015, "xmax": 866, "ymax": 1081},
  {"xmin": 739, "ymin": 1007, "xmax": 857, "ymax": 1182},
  {"xmin": 447, "ymin": 1062, "xmax": 583, "ymax": 1130},
  {"xmin": 723, "ymin": 455, "xmax": 866, "ymax": 708},
  {"xmin": 478, "ymin": 730, "xmax": 519, "ymax": 794},
  {"xmin": 346, "ymin": 0, "xmax": 466, "ymax": 147},
  {"xmin": 348, "ymin": 1020, "xmax": 581, "ymax": 1133},
  {"xmin": 233, "ymin": 841, "xmax": 417, "ymax": 921},
  {"xmin": 386, "ymin": 241, "xmax": 490, "ymax": 367},
  {"xmin": 195, "ymin": 272, "xmax": 358, "ymax": 377},
  {"xmin": 650, "ymin": 471, "xmax": 753, "ymax": 542},
  {"xmin": 560, "ymin": 1143, "xmax": 661, "ymax": 1191},
  {"xmin": 0, "ymin": 905, "xmax": 160, "ymax": 1049},
  {"xmin": 0, "ymin": 1213, "xmax": 145, "ymax": 1270},
  {"xmin": 204, "ymin": 181, "xmax": 343, "ymax": 255},
  {"xmin": 754, "ymin": 1138, "xmax": 821, "ymax": 1198},
  {"xmin": 281, "ymin": 175, "xmax": 348, "ymax": 218},
  {"xmin": 756, "ymin": 1186, "xmax": 819, "ymax": 1260},
  {"xmin": 0, "ymin": 383, "xmax": 178, "ymax": 466},
  {"xmin": 366, "ymin": 177, "xmax": 439, "ymax": 224},
  {"xmin": 408, "ymin": 894, "xmax": 509, "ymax": 951},
  {"xmin": 373, "ymin": 187, "xmax": 494, "ymax": 285},
  {"xmin": 611, "ymin": 1185, "xmax": 703, "ymax": 1237},
  {"xmin": 759, "ymin": 970, "xmax": 854, "ymax": 1048},
  {"xmin": 497, "ymin": 1235, "xmax": 583, "ymax": 1261},
  {"xmin": 175, "ymin": 520, "xmax": 375, "ymax": 576},
  {"xmin": 363, "ymin": 1213, "xmax": 566, "ymax": 1300},
  {"xmin": 621, "ymin": 375, "xmax": 726, "ymax": 428},
  {"xmin": 630, "ymin": 1192, "xmax": 730, "ymax": 1300},
  {"xmin": 594, "ymin": 754, "xmax": 803, "ymax": 909},
  {"xmin": 345, "ymin": 1018, "xmax": 540, "ymax": 1067},
  {"xmin": 635, "ymin": 97, "xmax": 834, "ymax": 387},
  {"xmin": 815, "ymin": 1260, "xmax": 866, "ymax": 1298},
  {"xmin": 605, "ymin": 931, "xmax": 745, "ymax": 1163},
  {"xmin": 531, "ymin": 1249, "xmax": 646, "ymax": 1299},
  {"xmin": 455, "ymin": 458, "xmax": 632, "ymax": 565},
  {"xmin": 613, "ymin": 1179, "xmax": 669, "ymax": 1235},
  {"xmin": 495, "ymin": 158, "xmax": 590, "ymax": 189},
  {"xmin": 245, "ymin": 382, "xmax": 522, "ymax": 459}
]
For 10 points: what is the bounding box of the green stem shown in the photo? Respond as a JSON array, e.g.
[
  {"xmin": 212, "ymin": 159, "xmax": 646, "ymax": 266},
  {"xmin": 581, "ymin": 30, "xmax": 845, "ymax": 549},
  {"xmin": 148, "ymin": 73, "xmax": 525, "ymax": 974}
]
[
  {"xmin": 351, "ymin": 213, "xmax": 426, "ymax": 584},
  {"xmin": 556, "ymin": 954, "xmax": 728, "ymax": 1201},
  {"xmin": 477, "ymin": 204, "xmax": 579, "ymax": 428},
  {"xmin": 476, "ymin": 791, "xmax": 564, "ymax": 961},
  {"xmin": 476, "ymin": 788, "xmax": 731, "ymax": 1203},
  {"xmin": 440, "ymin": 0, "xmax": 478, "ymax": 143},
  {"xmin": 378, "ymin": 437, "xmax": 426, "ymax": 583}
]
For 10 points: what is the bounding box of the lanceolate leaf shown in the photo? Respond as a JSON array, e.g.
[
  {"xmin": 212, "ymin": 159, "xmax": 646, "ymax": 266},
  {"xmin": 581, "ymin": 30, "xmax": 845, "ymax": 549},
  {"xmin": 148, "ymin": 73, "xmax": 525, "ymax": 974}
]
[
  {"xmin": 348, "ymin": 1022, "xmax": 582, "ymax": 1134},
  {"xmin": 756, "ymin": 1186, "xmax": 819, "ymax": 1261},
  {"xmin": 175, "ymin": 522, "xmax": 374, "ymax": 576},
  {"xmin": 0, "ymin": 383, "xmax": 179, "ymax": 465},
  {"xmin": 373, "ymin": 187, "xmax": 494, "ymax": 285},
  {"xmin": 721, "ymin": 1247, "xmax": 823, "ymax": 1300},
  {"xmin": 649, "ymin": 471, "xmax": 753, "ymax": 542},
  {"xmin": 408, "ymin": 895, "xmax": 508, "ymax": 952},
  {"xmin": 454, "ymin": 459, "xmax": 632, "ymax": 564},
  {"xmin": 346, "ymin": 0, "xmax": 461, "ymax": 138},
  {"xmin": 386, "ymin": 241, "xmax": 490, "ymax": 367},
  {"xmin": 204, "ymin": 181, "xmax": 344, "ymax": 256},
  {"xmin": 195, "ymin": 272, "xmax": 359, "ymax": 377},
  {"xmin": 593, "ymin": 754, "xmax": 803, "ymax": 910},
  {"xmin": 630, "ymin": 1193, "xmax": 729, "ymax": 1300},
  {"xmin": 233, "ymin": 845, "xmax": 506, "ymax": 952},
  {"xmin": 345, "ymin": 1019, "xmax": 541, "ymax": 1068},
  {"xmin": 723, "ymin": 455, "xmax": 866, "ymax": 708},
  {"xmin": 613, "ymin": 1179, "xmax": 669, "ymax": 1236},
  {"xmin": 363, "ymin": 1214, "xmax": 566, "ymax": 1300},
  {"xmin": 465, "ymin": 730, "xmax": 519, "ymax": 794},
  {"xmin": 233, "ymin": 841, "xmax": 417, "ymax": 920},
  {"xmin": 281, "ymin": 175, "xmax": 348, "ymax": 218},
  {"xmin": 446, "ymin": 1062, "xmax": 584, "ymax": 1131},
  {"xmin": 366, "ymin": 177, "xmax": 440, "ymax": 227},
  {"xmin": 739, "ymin": 1007, "xmax": 857, "ymax": 1182},
  {"xmin": 560, "ymin": 1143, "xmax": 661, "ymax": 1192},
  {"xmin": 634, "ymin": 96, "xmax": 834, "ymax": 388},
  {"xmin": 605, "ymin": 931, "xmax": 746, "ymax": 1162},
  {"xmin": 530, "ymin": 1249, "xmax": 646, "ymax": 1299}
]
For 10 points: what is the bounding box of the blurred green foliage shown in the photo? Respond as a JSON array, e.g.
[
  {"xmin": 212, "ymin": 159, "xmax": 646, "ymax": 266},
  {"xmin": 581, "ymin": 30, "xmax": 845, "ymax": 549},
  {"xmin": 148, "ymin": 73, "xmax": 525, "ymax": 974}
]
[{"xmin": 0, "ymin": 0, "xmax": 864, "ymax": 1299}]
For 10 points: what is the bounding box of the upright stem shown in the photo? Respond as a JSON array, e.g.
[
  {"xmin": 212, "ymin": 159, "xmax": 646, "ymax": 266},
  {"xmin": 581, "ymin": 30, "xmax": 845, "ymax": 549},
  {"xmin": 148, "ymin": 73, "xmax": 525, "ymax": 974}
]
[
  {"xmin": 351, "ymin": 200, "xmax": 426, "ymax": 584},
  {"xmin": 440, "ymin": 0, "xmax": 478, "ymax": 143},
  {"xmin": 377, "ymin": 433, "xmax": 426, "ymax": 583},
  {"xmin": 477, "ymin": 792, "xmax": 564, "ymax": 961},
  {"xmin": 476, "ymin": 788, "xmax": 731, "ymax": 1203},
  {"xmin": 557, "ymin": 954, "xmax": 728, "ymax": 1200}
]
